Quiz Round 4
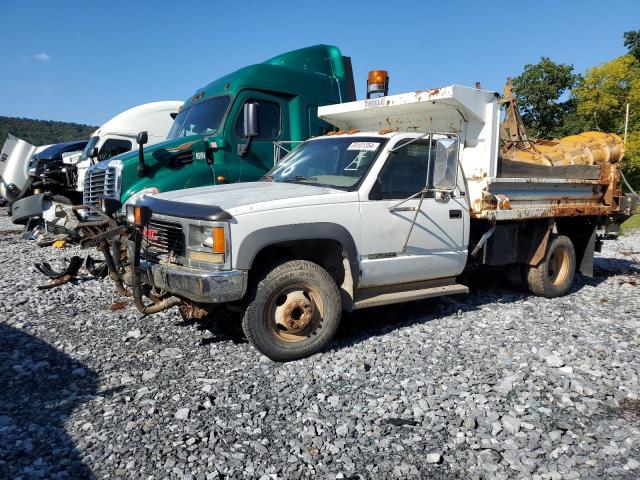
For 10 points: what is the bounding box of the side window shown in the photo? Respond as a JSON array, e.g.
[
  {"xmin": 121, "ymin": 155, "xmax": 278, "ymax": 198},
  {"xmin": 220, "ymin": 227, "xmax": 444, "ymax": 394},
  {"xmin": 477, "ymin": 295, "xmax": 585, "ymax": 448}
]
[
  {"xmin": 98, "ymin": 139, "xmax": 132, "ymax": 161},
  {"xmin": 234, "ymin": 100, "xmax": 281, "ymax": 140},
  {"xmin": 376, "ymin": 140, "xmax": 434, "ymax": 200}
]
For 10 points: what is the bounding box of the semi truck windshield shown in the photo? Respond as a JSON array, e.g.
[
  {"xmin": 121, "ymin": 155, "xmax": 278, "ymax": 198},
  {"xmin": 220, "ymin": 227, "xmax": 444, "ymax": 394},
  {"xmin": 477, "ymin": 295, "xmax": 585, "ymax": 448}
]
[{"xmin": 167, "ymin": 96, "xmax": 230, "ymax": 139}]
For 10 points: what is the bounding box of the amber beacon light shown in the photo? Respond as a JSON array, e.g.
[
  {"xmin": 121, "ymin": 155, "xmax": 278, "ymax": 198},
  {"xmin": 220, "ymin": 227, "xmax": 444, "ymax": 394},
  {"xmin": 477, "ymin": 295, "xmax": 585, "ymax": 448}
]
[{"xmin": 367, "ymin": 70, "xmax": 389, "ymax": 98}]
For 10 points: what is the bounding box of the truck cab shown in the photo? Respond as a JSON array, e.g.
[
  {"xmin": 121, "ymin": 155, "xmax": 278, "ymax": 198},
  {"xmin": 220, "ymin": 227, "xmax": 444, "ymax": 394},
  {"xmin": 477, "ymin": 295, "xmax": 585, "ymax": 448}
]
[
  {"xmin": 77, "ymin": 101, "xmax": 182, "ymax": 196},
  {"xmin": 83, "ymin": 45, "xmax": 355, "ymax": 211}
]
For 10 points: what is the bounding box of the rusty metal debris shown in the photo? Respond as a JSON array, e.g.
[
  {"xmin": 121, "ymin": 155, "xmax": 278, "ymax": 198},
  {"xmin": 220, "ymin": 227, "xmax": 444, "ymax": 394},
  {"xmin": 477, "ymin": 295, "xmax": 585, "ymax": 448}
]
[
  {"xmin": 35, "ymin": 256, "xmax": 84, "ymax": 289},
  {"xmin": 110, "ymin": 301, "xmax": 127, "ymax": 311},
  {"xmin": 85, "ymin": 254, "xmax": 108, "ymax": 278}
]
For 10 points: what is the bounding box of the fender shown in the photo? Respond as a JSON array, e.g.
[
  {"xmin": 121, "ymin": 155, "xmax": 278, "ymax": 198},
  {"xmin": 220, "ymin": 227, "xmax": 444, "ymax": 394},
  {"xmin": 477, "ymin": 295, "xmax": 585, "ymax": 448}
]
[{"xmin": 235, "ymin": 222, "xmax": 360, "ymax": 288}]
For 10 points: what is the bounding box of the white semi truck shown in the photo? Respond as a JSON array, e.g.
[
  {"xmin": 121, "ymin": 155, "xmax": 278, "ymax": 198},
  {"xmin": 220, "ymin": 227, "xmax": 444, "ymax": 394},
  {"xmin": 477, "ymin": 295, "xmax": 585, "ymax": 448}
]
[
  {"xmin": 121, "ymin": 83, "xmax": 638, "ymax": 361},
  {"xmin": 1, "ymin": 101, "xmax": 182, "ymax": 207}
]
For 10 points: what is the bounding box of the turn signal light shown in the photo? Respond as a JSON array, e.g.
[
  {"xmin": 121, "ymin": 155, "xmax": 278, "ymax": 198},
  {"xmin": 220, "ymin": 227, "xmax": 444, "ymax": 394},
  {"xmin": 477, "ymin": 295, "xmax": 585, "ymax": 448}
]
[
  {"xmin": 134, "ymin": 206, "xmax": 142, "ymax": 225},
  {"xmin": 212, "ymin": 227, "xmax": 225, "ymax": 254}
]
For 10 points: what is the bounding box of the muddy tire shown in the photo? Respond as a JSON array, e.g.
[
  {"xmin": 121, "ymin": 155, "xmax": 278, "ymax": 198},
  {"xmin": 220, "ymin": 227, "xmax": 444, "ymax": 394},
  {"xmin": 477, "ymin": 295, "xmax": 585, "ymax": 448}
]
[
  {"xmin": 526, "ymin": 235, "xmax": 576, "ymax": 298},
  {"xmin": 242, "ymin": 260, "xmax": 341, "ymax": 361}
]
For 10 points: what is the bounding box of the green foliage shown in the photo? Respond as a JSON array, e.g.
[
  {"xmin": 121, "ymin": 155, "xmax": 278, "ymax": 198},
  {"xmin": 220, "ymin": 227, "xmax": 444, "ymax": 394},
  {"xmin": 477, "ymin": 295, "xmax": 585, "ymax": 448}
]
[
  {"xmin": 511, "ymin": 57, "xmax": 581, "ymax": 139},
  {"xmin": 573, "ymin": 55, "xmax": 639, "ymax": 132},
  {"xmin": 573, "ymin": 54, "xmax": 640, "ymax": 189},
  {"xmin": 0, "ymin": 116, "xmax": 97, "ymax": 151},
  {"xmin": 624, "ymin": 30, "xmax": 640, "ymax": 61}
]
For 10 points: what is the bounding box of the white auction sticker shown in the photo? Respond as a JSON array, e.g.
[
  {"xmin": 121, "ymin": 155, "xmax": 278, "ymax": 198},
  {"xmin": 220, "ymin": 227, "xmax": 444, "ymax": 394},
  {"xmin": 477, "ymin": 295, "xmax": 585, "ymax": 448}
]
[{"xmin": 347, "ymin": 142, "xmax": 380, "ymax": 151}]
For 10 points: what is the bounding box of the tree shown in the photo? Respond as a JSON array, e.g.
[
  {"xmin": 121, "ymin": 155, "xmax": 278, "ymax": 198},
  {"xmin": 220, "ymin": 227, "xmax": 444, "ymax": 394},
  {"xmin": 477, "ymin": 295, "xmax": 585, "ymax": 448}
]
[
  {"xmin": 624, "ymin": 30, "xmax": 640, "ymax": 61},
  {"xmin": 511, "ymin": 57, "xmax": 581, "ymax": 139},
  {"xmin": 573, "ymin": 55, "xmax": 639, "ymax": 132},
  {"xmin": 573, "ymin": 53, "xmax": 640, "ymax": 189}
]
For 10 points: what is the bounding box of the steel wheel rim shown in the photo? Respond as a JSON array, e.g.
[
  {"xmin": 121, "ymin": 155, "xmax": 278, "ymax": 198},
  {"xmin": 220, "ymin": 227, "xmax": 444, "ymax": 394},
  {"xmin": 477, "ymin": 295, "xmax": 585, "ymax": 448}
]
[
  {"xmin": 548, "ymin": 246, "xmax": 570, "ymax": 286},
  {"xmin": 266, "ymin": 283, "xmax": 324, "ymax": 342}
]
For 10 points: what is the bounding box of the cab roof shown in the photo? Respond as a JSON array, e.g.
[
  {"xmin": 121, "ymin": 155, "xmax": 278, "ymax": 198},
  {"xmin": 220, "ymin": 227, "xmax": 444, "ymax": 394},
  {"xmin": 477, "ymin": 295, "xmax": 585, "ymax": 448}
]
[{"xmin": 184, "ymin": 45, "xmax": 352, "ymax": 109}]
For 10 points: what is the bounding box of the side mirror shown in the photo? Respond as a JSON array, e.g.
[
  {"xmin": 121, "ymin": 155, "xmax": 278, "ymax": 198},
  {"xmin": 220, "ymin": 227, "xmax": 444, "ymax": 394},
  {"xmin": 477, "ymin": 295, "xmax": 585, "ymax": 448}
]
[
  {"xmin": 137, "ymin": 131, "xmax": 149, "ymax": 146},
  {"xmin": 136, "ymin": 131, "xmax": 149, "ymax": 177},
  {"xmin": 432, "ymin": 138, "xmax": 459, "ymax": 192},
  {"xmin": 243, "ymin": 103, "xmax": 259, "ymax": 138},
  {"xmin": 238, "ymin": 102, "xmax": 259, "ymax": 157},
  {"xmin": 90, "ymin": 147, "xmax": 99, "ymax": 159}
]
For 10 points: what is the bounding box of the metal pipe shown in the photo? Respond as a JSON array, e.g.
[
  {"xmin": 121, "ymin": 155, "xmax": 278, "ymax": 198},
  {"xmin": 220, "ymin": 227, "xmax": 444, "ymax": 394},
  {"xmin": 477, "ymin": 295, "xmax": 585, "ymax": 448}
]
[
  {"xmin": 99, "ymin": 241, "xmax": 130, "ymax": 297},
  {"xmin": 471, "ymin": 222, "xmax": 497, "ymax": 258},
  {"xmin": 128, "ymin": 229, "xmax": 181, "ymax": 315},
  {"xmin": 624, "ymin": 103, "xmax": 630, "ymax": 145}
]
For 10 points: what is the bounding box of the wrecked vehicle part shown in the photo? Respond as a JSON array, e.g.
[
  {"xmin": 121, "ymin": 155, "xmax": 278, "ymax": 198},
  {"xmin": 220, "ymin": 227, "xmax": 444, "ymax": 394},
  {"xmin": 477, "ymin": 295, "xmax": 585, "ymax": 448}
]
[
  {"xmin": 85, "ymin": 254, "xmax": 108, "ymax": 278},
  {"xmin": 36, "ymin": 274, "xmax": 76, "ymax": 290},
  {"xmin": 79, "ymin": 225, "xmax": 127, "ymax": 249},
  {"xmin": 127, "ymin": 229, "xmax": 180, "ymax": 315},
  {"xmin": 34, "ymin": 255, "xmax": 84, "ymax": 279},
  {"xmin": 99, "ymin": 239, "xmax": 130, "ymax": 296},
  {"xmin": 35, "ymin": 255, "xmax": 84, "ymax": 289}
]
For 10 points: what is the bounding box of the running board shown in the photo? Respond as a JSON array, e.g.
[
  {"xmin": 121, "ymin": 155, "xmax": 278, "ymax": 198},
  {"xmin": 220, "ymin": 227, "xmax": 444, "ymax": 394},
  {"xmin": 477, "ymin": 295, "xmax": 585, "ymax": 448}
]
[{"xmin": 353, "ymin": 283, "xmax": 469, "ymax": 310}]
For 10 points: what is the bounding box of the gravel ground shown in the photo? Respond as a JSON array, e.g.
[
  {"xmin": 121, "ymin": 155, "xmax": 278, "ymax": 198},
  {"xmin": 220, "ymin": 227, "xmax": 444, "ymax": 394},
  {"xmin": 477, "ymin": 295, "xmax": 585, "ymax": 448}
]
[{"xmin": 1, "ymin": 209, "xmax": 640, "ymax": 480}]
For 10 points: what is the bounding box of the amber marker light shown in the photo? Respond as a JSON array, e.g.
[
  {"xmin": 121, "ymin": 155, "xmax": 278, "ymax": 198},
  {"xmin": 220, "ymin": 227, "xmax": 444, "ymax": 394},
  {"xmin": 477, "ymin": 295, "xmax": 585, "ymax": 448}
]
[{"xmin": 212, "ymin": 227, "xmax": 225, "ymax": 254}]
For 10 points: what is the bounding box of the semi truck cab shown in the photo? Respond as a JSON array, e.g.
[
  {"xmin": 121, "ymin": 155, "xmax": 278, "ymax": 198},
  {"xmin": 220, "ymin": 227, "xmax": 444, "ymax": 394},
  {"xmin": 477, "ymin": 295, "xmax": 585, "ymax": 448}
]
[{"xmin": 83, "ymin": 45, "xmax": 355, "ymax": 212}]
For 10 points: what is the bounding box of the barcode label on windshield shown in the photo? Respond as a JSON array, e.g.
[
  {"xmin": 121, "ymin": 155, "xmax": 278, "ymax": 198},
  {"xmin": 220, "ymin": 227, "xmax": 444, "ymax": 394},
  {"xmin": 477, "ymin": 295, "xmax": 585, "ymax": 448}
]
[{"xmin": 347, "ymin": 142, "xmax": 379, "ymax": 151}]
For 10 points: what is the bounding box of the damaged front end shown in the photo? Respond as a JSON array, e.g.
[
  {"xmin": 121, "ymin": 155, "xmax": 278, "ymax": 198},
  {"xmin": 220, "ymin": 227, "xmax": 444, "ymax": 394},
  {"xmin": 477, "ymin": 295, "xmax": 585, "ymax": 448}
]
[{"xmin": 123, "ymin": 201, "xmax": 243, "ymax": 319}]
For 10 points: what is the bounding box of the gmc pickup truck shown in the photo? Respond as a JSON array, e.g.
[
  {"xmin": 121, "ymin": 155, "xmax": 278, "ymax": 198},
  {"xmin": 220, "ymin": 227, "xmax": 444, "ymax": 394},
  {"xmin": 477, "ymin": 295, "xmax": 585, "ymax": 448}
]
[{"xmin": 123, "ymin": 82, "xmax": 638, "ymax": 361}]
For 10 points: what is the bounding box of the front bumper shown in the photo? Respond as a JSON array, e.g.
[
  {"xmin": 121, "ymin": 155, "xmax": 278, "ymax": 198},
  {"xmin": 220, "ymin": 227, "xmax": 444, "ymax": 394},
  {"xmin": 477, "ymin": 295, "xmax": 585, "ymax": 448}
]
[{"xmin": 140, "ymin": 261, "xmax": 247, "ymax": 304}]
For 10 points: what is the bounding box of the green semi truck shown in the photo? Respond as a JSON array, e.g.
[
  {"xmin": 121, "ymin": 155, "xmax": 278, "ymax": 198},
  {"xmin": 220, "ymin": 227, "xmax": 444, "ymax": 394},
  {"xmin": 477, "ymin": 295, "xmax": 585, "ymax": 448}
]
[{"xmin": 82, "ymin": 45, "xmax": 356, "ymax": 211}]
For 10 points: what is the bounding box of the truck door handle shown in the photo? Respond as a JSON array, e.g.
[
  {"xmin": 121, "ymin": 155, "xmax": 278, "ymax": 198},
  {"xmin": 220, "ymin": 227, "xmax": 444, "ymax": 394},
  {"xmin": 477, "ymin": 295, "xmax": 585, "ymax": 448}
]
[{"xmin": 449, "ymin": 209, "xmax": 462, "ymax": 219}]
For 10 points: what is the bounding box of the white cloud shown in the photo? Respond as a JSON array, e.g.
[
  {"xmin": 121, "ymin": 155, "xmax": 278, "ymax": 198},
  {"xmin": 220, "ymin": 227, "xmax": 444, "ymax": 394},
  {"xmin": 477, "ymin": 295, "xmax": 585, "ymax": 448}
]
[{"xmin": 34, "ymin": 52, "xmax": 51, "ymax": 62}]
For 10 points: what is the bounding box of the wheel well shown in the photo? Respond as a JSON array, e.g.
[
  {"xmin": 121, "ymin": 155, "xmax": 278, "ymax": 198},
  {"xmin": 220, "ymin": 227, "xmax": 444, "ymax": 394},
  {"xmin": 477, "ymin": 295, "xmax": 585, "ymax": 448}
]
[
  {"xmin": 249, "ymin": 239, "xmax": 348, "ymax": 289},
  {"xmin": 555, "ymin": 216, "xmax": 598, "ymax": 276}
]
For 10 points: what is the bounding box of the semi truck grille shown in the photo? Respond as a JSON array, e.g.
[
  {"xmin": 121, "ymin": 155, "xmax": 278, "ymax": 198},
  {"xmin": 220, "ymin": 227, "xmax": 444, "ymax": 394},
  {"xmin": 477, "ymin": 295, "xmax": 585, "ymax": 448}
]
[
  {"xmin": 143, "ymin": 219, "xmax": 185, "ymax": 256},
  {"xmin": 83, "ymin": 166, "xmax": 118, "ymax": 209}
]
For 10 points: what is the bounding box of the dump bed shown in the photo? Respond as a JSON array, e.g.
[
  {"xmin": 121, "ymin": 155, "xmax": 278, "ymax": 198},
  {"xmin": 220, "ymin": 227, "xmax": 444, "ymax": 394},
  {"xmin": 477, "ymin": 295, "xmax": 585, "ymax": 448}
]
[{"xmin": 318, "ymin": 86, "xmax": 638, "ymax": 222}]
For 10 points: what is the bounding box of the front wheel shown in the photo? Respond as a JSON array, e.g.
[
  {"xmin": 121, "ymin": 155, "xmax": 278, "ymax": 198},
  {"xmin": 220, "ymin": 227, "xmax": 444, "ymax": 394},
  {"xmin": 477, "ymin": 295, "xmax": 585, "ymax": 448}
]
[
  {"xmin": 526, "ymin": 235, "xmax": 576, "ymax": 298},
  {"xmin": 242, "ymin": 260, "xmax": 342, "ymax": 361}
]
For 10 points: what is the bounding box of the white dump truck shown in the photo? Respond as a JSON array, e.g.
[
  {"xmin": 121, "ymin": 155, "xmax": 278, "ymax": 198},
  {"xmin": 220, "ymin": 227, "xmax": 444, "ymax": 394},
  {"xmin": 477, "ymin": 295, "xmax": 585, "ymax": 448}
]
[{"xmin": 122, "ymin": 82, "xmax": 638, "ymax": 361}]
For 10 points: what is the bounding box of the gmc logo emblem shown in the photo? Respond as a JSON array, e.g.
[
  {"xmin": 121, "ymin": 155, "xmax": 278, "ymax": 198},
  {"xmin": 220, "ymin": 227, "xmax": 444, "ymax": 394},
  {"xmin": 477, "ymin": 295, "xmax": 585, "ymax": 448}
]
[{"xmin": 143, "ymin": 228, "xmax": 158, "ymax": 242}]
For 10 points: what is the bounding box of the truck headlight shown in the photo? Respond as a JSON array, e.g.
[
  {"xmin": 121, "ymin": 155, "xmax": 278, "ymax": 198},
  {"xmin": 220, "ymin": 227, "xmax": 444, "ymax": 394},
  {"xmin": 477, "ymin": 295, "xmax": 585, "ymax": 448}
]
[
  {"xmin": 188, "ymin": 225, "xmax": 227, "ymax": 264},
  {"xmin": 125, "ymin": 204, "xmax": 151, "ymax": 226}
]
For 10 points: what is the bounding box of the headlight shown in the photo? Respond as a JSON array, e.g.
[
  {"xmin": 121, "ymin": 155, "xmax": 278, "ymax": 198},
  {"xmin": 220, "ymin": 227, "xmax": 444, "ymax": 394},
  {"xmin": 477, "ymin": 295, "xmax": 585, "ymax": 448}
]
[
  {"xmin": 126, "ymin": 204, "xmax": 135, "ymax": 224},
  {"xmin": 187, "ymin": 225, "xmax": 227, "ymax": 265},
  {"xmin": 126, "ymin": 204, "xmax": 151, "ymax": 226},
  {"xmin": 124, "ymin": 187, "xmax": 159, "ymax": 206}
]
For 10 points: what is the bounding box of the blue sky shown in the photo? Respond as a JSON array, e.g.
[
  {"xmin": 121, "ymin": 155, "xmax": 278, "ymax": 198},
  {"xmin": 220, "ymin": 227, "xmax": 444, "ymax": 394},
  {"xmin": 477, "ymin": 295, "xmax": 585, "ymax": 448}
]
[{"xmin": 1, "ymin": 0, "xmax": 638, "ymax": 126}]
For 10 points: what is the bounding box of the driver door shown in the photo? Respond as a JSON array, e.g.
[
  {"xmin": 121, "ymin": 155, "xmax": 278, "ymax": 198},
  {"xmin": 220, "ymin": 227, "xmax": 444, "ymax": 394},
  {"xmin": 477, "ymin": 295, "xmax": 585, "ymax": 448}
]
[
  {"xmin": 358, "ymin": 138, "xmax": 468, "ymax": 288},
  {"xmin": 224, "ymin": 92, "xmax": 290, "ymax": 183}
]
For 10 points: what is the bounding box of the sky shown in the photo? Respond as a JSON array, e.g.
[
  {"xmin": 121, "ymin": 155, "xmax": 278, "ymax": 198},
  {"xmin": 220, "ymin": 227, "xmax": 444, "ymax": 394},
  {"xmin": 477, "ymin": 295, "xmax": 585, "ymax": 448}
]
[{"xmin": 0, "ymin": 0, "xmax": 638, "ymax": 126}]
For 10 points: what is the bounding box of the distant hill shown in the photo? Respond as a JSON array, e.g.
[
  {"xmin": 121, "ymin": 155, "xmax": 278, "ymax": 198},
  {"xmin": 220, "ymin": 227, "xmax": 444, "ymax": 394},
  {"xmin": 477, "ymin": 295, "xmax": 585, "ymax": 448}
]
[{"xmin": 0, "ymin": 116, "xmax": 98, "ymax": 150}]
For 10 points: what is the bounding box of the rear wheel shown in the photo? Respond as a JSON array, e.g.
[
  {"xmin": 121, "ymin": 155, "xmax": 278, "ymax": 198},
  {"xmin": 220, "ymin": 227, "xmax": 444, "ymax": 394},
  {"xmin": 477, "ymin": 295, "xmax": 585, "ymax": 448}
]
[
  {"xmin": 242, "ymin": 260, "xmax": 341, "ymax": 361},
  {"xmin": 526, "ymin": 235, "xmax": 576, "ymax": 298}
]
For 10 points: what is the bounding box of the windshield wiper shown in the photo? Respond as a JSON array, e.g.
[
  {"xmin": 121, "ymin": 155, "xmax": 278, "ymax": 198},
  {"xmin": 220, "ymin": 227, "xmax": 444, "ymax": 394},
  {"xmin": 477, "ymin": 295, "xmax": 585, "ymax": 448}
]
[
  {"xmin": 260, "ymin": 175, "xmax": 275, "ymax": 182},
  {"xmin": 282, "ymin": 175, "xmax": 318, "ymax": 183}
]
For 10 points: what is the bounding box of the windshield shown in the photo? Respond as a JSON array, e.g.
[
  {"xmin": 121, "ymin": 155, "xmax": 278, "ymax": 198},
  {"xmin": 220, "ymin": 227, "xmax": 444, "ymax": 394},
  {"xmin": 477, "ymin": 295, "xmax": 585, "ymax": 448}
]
[
  {"xmin": 265, "ymin": 137, "xmax": 386, "ymax": 190},
  {"xmin": 80, "ymin": 136, "xmax": 99, "ymax": 161},
  {"xmin": 167, "ymin": 95, "xmax": 230, "ymax": 140}
]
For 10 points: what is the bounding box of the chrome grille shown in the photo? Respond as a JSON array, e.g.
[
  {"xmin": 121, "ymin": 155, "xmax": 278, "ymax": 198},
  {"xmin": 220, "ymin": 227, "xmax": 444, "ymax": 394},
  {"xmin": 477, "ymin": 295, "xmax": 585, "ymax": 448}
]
[
  {"xmin": 143, "ymin": 219, "xmax": 185, "ymax": 256},
  {"xmin": 83, "ymin": 166, "xmax": 118, "ymax": 208}
]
